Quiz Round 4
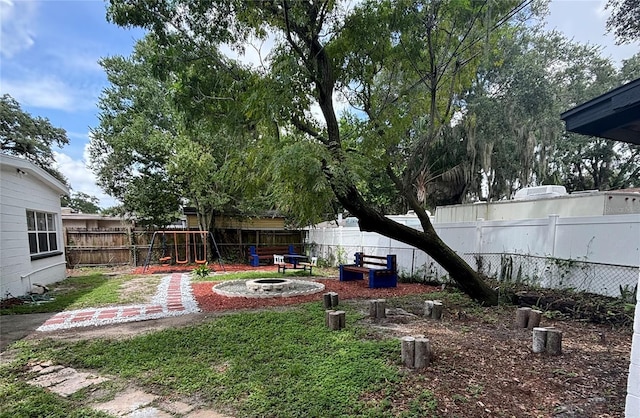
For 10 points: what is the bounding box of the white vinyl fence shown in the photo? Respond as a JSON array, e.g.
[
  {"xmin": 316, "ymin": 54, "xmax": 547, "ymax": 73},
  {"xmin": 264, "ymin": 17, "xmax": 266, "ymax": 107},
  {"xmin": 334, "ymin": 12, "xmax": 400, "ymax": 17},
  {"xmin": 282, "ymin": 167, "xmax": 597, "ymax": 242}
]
[{"xmin": 306, "ymin": 214, "xmax": 640, "ymax": 298}]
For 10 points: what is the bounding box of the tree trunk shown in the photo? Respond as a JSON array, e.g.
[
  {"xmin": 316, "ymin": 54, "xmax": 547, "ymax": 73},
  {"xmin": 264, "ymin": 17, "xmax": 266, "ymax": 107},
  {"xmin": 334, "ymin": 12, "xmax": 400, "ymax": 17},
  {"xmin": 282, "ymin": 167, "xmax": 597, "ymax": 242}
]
[
  {"xmin": 337, "ymin": 188, "xmax": 498, "ymax": 305},
  {"xmin": 309, "ymin": 25, "xmax": 497, "ymax": 307}
]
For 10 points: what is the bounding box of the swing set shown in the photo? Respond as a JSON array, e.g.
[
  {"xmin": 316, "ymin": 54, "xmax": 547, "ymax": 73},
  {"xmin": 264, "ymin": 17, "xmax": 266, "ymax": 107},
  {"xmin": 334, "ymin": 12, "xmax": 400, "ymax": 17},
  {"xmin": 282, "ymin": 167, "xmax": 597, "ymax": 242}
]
[{"xmin": 143, "ymin": 230, "xmax": 224, "ymax": 273}]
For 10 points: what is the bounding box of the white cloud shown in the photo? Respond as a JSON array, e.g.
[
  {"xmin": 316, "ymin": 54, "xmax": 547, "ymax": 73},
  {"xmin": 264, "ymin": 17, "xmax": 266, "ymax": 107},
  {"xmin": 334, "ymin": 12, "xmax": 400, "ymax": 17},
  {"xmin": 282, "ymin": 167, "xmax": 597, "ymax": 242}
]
[
  {"xmin": 53, "ymin": 146, "xmax": 118, "ymax": 209},
  {"xmin": 0, "ymin": 0, "xmax": 37, "ymax": 58},
  {"xmin": 2, "ymin": 75, "xmax": 95, "ymax": 112},
  {"xmin": 545, "ymin": 0, "xmax": 638, "ymax": 66},
  {"xmin": 221, "ymin": 34, "xmax": 277, "ymax": 70}
]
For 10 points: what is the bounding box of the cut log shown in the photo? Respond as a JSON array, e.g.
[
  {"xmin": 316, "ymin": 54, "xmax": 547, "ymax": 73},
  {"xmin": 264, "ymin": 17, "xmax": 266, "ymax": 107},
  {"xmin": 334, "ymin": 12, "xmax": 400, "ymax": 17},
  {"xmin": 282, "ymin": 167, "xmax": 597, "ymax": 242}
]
[
  {"xmin": 515, "ymin": 307, "xmax": 532, "ymax": 328},
  {"xmin": 376, "ymin": 299, "xmax": 387, "ymax": 319},
  {"xmin": 325, "ymin": 309, "xmax": 334, "ymax": 327},
  {"xmin": 527, "ymin": 310, "xmax": 542, "ymax": 329},
  {"xmin": 330, "ymin": 292, "xmax": 339, "ymax": 307},
  {"xmin": 546, "ymin": 329, "xmax": 563, "ymax": 355},
  {"xmin": 431, "ymin": 301, "xmax": 443, "ymax": 320},
  {"xmin": 323, "ymin": 293, "xmax": 332, "ymax": 309},
  {"xmin": 414, "ymin": 337, "xmax": 431, "ymax": 368},
  {"xmin": 401, "ymin": 336, "xmax": 415, "ymax": 368},
  {"xmin": 424, "ymin": 300, "xmax": 434, "ymax": 317},
  {"xmin": 369, "ymin": 300, "xmax": 377, "ymax": 318},
  {"xmin": 532, "ymin": 327, "xmax": 547, "ymax": 353},
  {"xmin": 328, "ymin": 311, "xmax": 342, "ymax": 331},
  {"xmin": 335, "ymin": 310, "xmax": 346, "ymax": 329}
]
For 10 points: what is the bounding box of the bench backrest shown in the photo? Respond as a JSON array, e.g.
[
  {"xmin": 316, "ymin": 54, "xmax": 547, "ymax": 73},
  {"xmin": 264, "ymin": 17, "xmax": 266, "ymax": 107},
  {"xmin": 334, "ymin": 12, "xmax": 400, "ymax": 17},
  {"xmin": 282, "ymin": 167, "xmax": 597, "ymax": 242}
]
[
  {"xmin": 249, "ymin": 245, "xmax": 297, "ymax": 255},
  {"xmin": 354, "ymin": 252, "xmax": 397, "ymax": 270}
]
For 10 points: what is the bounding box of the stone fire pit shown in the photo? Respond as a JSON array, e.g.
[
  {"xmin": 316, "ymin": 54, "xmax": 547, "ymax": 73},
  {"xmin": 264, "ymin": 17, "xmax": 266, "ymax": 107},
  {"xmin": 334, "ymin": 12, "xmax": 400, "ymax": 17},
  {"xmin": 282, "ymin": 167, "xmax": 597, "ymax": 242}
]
[
  {"xmin": 246, "ymin": 278, "xmax": 294, "ymax": 292},
  {"xmin": 212, "ymin": 278, "xmax": 325, "ymax": 298}
]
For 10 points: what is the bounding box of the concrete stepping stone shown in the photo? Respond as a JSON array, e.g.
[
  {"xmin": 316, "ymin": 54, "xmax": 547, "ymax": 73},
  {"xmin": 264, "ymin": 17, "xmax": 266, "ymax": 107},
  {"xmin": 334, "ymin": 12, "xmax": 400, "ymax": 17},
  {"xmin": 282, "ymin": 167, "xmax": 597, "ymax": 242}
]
[
  {"xmin": 28, "ymin": 367, "xmax": 79, "ymax": 387},
  {"xmin": 124, "ymin": 406, "xmax": 173, "ymax": 417},
  {"xmin": 186, "ymin": 409, "xmax": 235, "ymax": 418},
  {"xmin": 158, "ymin": 400, "xmax": 195, "ymax": 415},
  {"xmin": 49, "ymin": 372, "xmax": 109, "ymax": 397},
  {"xmin": 28, "ymin": 366, "xmax": 109, "ymax": 397},
  {"xmin": 94, "ymin": 390, "xmax": 158, "ymax": 416}
]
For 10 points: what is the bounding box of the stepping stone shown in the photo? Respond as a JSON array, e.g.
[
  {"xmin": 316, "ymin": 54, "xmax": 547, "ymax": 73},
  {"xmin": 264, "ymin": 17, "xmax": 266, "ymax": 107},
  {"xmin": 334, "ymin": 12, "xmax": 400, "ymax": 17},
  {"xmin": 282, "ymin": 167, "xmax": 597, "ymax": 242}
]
[
  {"xmin": 28, "ymin": 367, "xmax": 78, "ymax": 388},
  {"xmin": 29, "ymin": 364, "xmax": 64, "ymax": 374},
  {"xmin": 125, "ymin": 406, "xmax": 173, "ymax": 417},
  {"xmin": 159, "ymin": 400, "xmax": 195, "ymax": 414},
  {"xmin": 94, "ymin": 390, "xmax": 158, "ymax": 416},
  {"xmin": 49, "ymin": 372, "xmax": 109, "ymax": 397},
  {"xmin": 186, "ymin": 409, "xmax": 234, "ymax": 418}
]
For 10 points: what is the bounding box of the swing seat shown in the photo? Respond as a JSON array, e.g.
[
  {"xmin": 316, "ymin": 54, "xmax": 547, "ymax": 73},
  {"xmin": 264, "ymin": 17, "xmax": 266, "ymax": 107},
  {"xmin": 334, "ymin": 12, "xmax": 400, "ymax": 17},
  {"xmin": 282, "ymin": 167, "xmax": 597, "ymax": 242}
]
[{"xmin": 159, "ymin": 256, "xmax": 171, "ymax": 266}]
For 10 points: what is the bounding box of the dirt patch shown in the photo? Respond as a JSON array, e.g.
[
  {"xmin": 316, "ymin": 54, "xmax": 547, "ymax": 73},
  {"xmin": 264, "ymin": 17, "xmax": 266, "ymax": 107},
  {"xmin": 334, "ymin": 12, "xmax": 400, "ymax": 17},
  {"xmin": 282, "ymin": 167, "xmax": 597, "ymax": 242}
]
[
  {"xmin": 361, "ymin": 314, "xmax": 630, "ymax": 417},
  {"xmin": 117, "ymin": 275, "xmax": 163, "ymax": 304}
]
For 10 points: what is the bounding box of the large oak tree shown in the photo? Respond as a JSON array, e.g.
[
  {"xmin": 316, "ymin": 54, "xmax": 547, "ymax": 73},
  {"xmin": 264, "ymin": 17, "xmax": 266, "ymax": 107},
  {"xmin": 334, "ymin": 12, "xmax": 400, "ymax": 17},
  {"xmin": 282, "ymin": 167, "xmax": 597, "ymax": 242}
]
[{"xmin": 105, "ymin": 0, "xmax": 537, "ymax": 304}]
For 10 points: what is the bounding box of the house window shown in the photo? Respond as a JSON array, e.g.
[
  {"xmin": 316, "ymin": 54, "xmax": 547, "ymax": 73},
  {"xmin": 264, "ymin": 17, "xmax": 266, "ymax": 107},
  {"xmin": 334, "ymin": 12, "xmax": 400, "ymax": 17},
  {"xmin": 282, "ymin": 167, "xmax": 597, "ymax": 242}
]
[{"xmin": 26, "ymin": 210, "xmax": 59, "ymax": 255}]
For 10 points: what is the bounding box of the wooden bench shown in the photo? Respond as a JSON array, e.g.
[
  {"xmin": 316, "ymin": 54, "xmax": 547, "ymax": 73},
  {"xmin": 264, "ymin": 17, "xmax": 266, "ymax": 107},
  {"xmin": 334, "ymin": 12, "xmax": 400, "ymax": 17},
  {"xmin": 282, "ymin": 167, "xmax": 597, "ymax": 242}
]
[
  {"xmin": 298, "ymin": 256, "xmax": 318, "ymax": 275},
  {"xmin": 339, "ymin": 252, "xmax": 398, "ymax": 288},
  {"xmin": 248, "ymin": 245, "xmax": 297, "ymax": 266}
]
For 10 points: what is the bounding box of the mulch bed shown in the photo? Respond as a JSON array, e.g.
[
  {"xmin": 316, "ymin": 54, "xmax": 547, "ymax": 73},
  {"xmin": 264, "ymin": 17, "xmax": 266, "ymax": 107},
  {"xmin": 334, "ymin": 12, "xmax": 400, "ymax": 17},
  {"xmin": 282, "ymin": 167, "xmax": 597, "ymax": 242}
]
[
  {"xmin": 132, "ymin": 263, "xmax": 274, "ymax": 275},
  {"xmin": 192, "ymin": 278, "xmax": 437, "ymax": 311}
]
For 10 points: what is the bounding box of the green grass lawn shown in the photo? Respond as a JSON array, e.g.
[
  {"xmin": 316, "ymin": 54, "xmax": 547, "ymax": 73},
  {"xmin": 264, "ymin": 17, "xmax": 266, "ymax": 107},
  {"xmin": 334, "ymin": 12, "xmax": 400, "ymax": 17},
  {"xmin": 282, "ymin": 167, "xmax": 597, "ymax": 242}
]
[
  {"xmin": 1, "ymin": 269, "xmax": 440, "ymax": 417},
  {"xmin": 1, "ymin": 301, "xmax": 440, "ymax": 417},
  {"xmin": 0, "ymin": 267, "xmax": 327, "ymax": 315},
  {"xmin": 1, "ymin": 272, "xmax": 161, "ymax": 315}
]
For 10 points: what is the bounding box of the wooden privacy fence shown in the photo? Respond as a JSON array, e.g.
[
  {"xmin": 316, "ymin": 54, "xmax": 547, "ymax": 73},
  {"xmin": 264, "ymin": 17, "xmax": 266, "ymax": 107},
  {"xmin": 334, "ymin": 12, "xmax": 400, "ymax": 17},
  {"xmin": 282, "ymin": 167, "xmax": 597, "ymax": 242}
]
[
  {"xmin": 64, "ymin": 228, "xmax": 307, "ymax": 268},
  {"xmin": 64, "ymin": 228, "xmax": 154, "ymax": 267}
]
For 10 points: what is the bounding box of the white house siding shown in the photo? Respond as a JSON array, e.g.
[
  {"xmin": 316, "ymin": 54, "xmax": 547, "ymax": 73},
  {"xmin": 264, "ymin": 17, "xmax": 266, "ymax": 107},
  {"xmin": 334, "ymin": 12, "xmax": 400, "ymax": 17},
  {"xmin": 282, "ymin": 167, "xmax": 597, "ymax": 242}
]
[{"xmin": 1, "ymin": 155, "xmax": 68, "ymax": 298}]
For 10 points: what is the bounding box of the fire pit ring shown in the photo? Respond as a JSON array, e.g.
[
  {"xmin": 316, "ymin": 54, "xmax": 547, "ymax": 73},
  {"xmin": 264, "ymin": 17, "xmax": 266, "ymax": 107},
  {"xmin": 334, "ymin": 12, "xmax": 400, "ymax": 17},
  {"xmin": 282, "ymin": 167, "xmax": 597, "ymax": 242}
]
[
  {"xmin": 212, "ymin": 279, "xmax": 325, "ymax": 299},
  {"xmin": 246, "ymin": 278, "xmax": 294, "ymax": 292}
]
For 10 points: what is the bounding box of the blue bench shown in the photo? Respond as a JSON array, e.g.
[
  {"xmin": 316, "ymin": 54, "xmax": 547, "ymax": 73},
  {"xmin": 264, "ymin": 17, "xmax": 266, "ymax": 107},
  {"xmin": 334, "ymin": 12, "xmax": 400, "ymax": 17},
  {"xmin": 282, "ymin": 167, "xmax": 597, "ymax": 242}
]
[
  {"xmin": 339, "ymin": 252, "xmax": 398, "ymax": 288},
  {"xmin": 248, "ymin": 245, "xmax": 297, "ymax": 267}
]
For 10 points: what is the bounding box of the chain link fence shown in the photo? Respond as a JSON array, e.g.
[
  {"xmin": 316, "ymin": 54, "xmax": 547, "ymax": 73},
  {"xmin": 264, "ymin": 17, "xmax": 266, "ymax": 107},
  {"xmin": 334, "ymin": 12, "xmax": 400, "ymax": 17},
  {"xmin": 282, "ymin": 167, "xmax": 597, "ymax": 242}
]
[
  {"xmin": 309, "ymin": 241, "xmax": 638, "ymax": 299},
  {"xmin": 465, "ymin": 252, "xmax": 638, "ymax": 299}
]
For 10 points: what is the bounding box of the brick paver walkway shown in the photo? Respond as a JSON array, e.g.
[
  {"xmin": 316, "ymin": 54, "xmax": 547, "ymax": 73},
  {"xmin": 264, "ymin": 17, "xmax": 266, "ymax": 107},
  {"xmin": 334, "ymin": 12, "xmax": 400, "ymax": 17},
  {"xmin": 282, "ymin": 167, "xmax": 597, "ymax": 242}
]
[{"xmin": 37, "ymin": 273, "xmax": 199, "ymax": 332}]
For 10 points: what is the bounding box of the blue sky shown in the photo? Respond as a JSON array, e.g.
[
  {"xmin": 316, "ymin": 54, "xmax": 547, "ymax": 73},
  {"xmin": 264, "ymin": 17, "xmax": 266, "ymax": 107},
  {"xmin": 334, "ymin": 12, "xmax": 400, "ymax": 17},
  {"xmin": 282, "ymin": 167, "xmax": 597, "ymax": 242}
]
[{"xmin": 1, "ymin": 0, "xmax": 638, "ymax": 208}]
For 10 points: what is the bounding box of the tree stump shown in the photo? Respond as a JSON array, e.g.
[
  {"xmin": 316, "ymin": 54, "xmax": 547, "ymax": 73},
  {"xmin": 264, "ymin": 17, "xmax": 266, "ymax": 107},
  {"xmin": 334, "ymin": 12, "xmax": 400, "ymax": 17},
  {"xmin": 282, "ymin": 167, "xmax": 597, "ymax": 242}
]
[
  {"xmin": 414, "ymin": 337, "xmax": 431, "ymax": 368},
  {"xmin": 431, "ymin": 301, "xmax": 443, "ymax": 320},
  {"xmin": 323, "ymin": 292, "xmax": 339, "ymax": 309},
  {"xmin": 401, "ymin": 336, "xmax": 415, "ymax": 368},
  {"xmin": 532, "ymin": 327, "xmax": 547, "ymax": 353},
  {"xmin": 424, "ymin": 300, "xmax": 434, "ymax": 317},
  {"xmin": 323, "ymin": 293, "xmax": 332, "ymax": 309},
  {"xmin": 369, "ymin": 299, "xmax": 386, "ymax": 319},
  {"xmin": 368, "ymin": 299, "xmax": 377, "ymax": 317},
  {"xmin": 325, "ymin": 309, "xmax": 334, "ymax": 327},
  {"xmin": 330, "ymin": 292, "xmax": 339, "ymax": 307},
  {"xmin": 336, "ymin": 310, "xmax": 346, "ymax": 329},
  {"xmin": 546, "ymin": 329, "xmax": 562, "ymax": 355},
  {"xmin": 328, "ymin": 311, "xmax": 345, "ymax": 331},
  {"xmin": 515, "ymin": 307, "xmax": 532, "ymax": 328},
  {"xmin": 376, "ymin": 299, "xmax": 387, "ymax": 319},
  {"xmin": 328, "ymin": 311, "xmax": 340, "ymax": 330},
  {"xmin": 527, "ymin": 310, "xmax": 542, "ymax": 329}
]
